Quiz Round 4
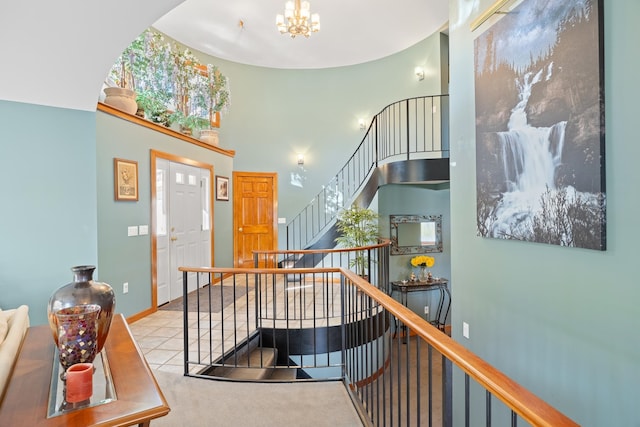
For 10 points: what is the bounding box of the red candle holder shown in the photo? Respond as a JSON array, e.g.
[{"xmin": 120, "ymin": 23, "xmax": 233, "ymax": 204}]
[{"xmin": 65, "ymin": 363, "xmax": 94, "ymax": 403}]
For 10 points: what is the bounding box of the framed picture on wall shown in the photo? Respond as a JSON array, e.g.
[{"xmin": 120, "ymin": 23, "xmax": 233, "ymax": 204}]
[
  {"xmin": 473, "ymin": 0, "xmax": 605, "ymax": 250},
  {"xmin": 216, "ymin": 175, "xmax": 229, "ymax": 201},
  {"xmin": 114, "ymin": 158, "xmax": 138, "ymax": 201}
]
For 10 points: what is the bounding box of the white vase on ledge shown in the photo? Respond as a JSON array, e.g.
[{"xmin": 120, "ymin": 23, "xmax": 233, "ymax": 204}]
[
  {"xmin": 200, "ymin": 129, "xmax": 219, "ymax": 146},
  {"xmin": 103, "ymin": 87, "xmax": 137, "ymax": 115}
]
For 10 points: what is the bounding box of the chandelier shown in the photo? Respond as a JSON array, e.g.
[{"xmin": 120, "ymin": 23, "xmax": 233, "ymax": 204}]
[{"xmin": 276, "ymin": 0, "xmax": 320, "ymax": 38}]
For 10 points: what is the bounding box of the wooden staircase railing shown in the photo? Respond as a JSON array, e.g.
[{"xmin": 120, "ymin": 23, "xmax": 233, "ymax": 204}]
[{"xmin": 178, "ymin": 264, "xmax": 579, "ymax": 426}]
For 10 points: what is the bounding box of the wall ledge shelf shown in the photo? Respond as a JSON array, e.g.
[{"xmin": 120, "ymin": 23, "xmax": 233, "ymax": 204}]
[{"xmin": 97, "ymin": 102, "xmax": 235, "ymax": 158}]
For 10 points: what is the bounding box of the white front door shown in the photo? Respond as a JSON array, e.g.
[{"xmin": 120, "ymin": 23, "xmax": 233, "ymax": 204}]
[{"xmin": 156, "ymin": 160, "xmax": 212, "ymax": 305}]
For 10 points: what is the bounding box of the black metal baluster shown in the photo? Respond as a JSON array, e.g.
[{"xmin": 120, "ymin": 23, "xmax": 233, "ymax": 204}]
[{"xmin": 465, "ymin": 373, "xmax": 470, "ymax": 427}]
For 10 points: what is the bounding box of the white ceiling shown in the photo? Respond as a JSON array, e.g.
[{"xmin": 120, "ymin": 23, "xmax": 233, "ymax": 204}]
[
  {"xmin": 0, "ymin": 0, "xmax": 449, "ymax": 111},
  {"xmin": 152, "ymin": 0, "xmax": 450, "ymax": 69}
]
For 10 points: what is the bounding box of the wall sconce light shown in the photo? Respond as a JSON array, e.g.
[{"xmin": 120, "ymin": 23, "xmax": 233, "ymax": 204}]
[
  {"xmin": 297, "ymin": 153, "xmax": 305, "ymax": 165},
  {"xmin": 414, "ymin": 66, "xmax": 425, "ymax": 81},
  {"xmin": 358, "ymin": 119, "xmax": 366, "ymax": 130}
]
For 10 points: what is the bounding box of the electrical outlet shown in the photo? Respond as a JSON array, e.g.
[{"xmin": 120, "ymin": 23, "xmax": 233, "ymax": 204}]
[
  {"xmin": 424, "ymin": 306, "xmax": 429, "ymax": 315},
  {"xmin": 463, "ymin": 322, "xmax": 470, "ymax": 339},
  {"xmin": 123, "ymin": 282, "xmax": 129, "ymax": 294}
]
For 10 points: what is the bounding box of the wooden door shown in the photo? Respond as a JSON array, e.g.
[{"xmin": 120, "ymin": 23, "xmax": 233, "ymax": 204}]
[{"xmin": 233, "ymin": 172, "xmax": 278, "ymax": 267}]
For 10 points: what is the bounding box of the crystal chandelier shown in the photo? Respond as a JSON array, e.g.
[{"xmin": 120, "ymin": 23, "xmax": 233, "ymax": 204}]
[{"xmin": 276, "ymin": 0, "xmax": 320, "ymax": 38}]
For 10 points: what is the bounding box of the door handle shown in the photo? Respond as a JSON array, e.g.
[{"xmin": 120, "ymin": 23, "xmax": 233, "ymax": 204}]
[
  {"xmin": 170, "ymin": 236, "xmax": 178, "ymax": 241},
  {"xmin": 238, "ymin": 227, "xmax": 243, "ymax": 232}
]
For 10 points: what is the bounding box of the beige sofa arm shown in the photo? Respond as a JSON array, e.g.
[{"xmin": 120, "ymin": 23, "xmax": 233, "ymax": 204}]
[{"xmin": 0, "ymin": 305, "xmax": 30, "ymax": 402}]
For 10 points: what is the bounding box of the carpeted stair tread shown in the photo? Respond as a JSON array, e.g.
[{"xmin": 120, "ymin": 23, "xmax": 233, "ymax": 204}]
[
  {"xmin": 209, "ymin": 347, "xmax": 279, "ymax": 380},
  {"xmin": 237, "ymin": 346, "xmax": 277, "ymax": 367},
  {"xmin": 216, "ymin": 366, "xmax": 275, "ymax": 380},
  {"xmin": 205, "ymin": 348, "xmax": 300, "ymax": 380},
  {"xmin": 268, "ymin": 368, "xmax": 299, "ymax": 380}
]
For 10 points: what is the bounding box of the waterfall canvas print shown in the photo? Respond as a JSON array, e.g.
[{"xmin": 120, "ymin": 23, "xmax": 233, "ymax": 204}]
[{"xmin": 474, "ymin": 0, "xmax": 605, "ymax": 250}]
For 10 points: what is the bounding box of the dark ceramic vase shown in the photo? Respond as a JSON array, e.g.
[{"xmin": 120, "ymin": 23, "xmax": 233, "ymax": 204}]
[{"xmin": 48, "ymin": 265, "xmax": 116, "ymax": 353}]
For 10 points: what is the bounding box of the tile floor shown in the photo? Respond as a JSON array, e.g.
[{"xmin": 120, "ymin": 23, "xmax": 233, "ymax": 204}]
[{"xmin": 129, "ymin": 310, "xmax": 191, "ymax": 374}]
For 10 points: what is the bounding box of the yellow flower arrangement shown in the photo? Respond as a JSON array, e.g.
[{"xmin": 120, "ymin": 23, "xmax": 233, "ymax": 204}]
[{"xmin": 410, "ymin": 255, "xmax": 435, "ymax": 268}]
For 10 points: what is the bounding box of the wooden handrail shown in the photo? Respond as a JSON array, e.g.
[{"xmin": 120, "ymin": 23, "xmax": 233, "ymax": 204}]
[
  {"xmin": 96, "ymin": 102, "xmax": 235, "ymax": 158},
  {"xmin": 178, "ymin": 265, "xmax": 579, "ymax": 427},
  {"xmin": 342, "ymin": 269, "xmax": 580, "ymax": 427},
  {"xmin": 253, "ymin": 239, "xmax": 392, "ymax": 256}
]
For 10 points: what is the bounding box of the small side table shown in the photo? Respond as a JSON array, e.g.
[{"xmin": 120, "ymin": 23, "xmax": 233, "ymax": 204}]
[
  {"xmin": 0, "ymin": 314, "xmax": 170, "ymax": 426},
  {"xmin": 390, "ymin": 278, "xmax": 450, "ymax": 331}
]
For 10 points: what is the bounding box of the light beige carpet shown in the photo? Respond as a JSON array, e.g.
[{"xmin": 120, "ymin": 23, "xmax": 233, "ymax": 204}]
[{"xmin": 152, "ymin": 370, "xmax": 363, "ymax": 427}]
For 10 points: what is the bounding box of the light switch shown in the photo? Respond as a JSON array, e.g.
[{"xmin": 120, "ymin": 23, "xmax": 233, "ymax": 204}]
[
  {"xmin": 139, "ymin": 225, "xmax": 149, "ymax": 235},
  {"xmin": 278, "ymin": 217, "xmax": 286, "ymax": 224},
  {"xmin": 127, "ymin": 226, "xmax": 138, "ymax": 237}
]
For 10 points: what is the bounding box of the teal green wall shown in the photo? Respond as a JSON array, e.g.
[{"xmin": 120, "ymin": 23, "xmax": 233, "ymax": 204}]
[
  {"xmin": 379, "ymin": 184, "xmax": 451, "ymax": 282},
  {"xmin": 0, "ymin": 32, "xmax": 446, "ymax": 325},
  {"xmin": 449, "ymin": 1, "xmax": 639, "ymax": 425},
  {"xmin": 91, "ymin": 31, "xmax": 446, "ymax": 318},
  {"xmin": 185, "ymin": 32, "xmax": 448, "ymax": 246},
  {"xmin": 96, "ymin": 112, "xmax": 234, "ymax": 317},
  {"xmin": 378, "ymin": 184, "xmax": 451, "ymax": 322},
  {"xmin": 0, "ymin": 101, "xmax": 98, "ymax": 326}
]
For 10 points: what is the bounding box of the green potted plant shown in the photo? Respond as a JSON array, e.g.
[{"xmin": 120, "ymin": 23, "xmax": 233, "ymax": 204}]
[
  {"xmin": 136, "ymin": 90, "xmax": 170, "ymax": 126},
  {"xmin": 169, "ymin": 110, "xmax": 210, "ymax": 136},
  {"xmin": 193, "ymin": 64, "xmax": 230, "ymax": 144},
  {"xmin": 129, "ymin": 31, "xmax": 173, "ymax": 121},
  {"xmin": 105, "ymin": 29, "xmax": 232, "ymax": 138},
  {"xmin": 166, "ymin": 43, "xmax": 202, "ymax": 134},
  {"xmin": 203, "ymin": 65, "xmax": 230, "ymax": 120},
  {"xmin": 335, "ymin": 204, "xmax": 379, "ymax": 277},
  {"xmin": 104, "ymin": 31, "xmax": 150, "ymax": 114}
]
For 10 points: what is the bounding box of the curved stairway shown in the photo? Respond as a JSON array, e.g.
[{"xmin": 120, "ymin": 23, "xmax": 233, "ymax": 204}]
[{"xmin": 285, "ymin": 95, "xmax": 450, "ymax": 254}]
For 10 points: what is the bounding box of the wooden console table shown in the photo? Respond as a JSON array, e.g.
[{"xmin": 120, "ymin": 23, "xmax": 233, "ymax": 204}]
[{"xmin": 0, "ymin": 314, "xmax": 170, "ymax": 426}]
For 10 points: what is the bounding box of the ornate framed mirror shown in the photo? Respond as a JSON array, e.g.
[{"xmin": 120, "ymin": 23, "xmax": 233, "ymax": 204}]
[{"xmin": 390, "ymin": 214, "xmax": 443, "ymax": 255}]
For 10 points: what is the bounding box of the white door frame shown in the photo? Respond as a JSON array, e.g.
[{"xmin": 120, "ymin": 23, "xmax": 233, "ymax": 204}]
[{"xmin": 151, "ymin": 150, "xmax": 214, "ymax": 308}]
